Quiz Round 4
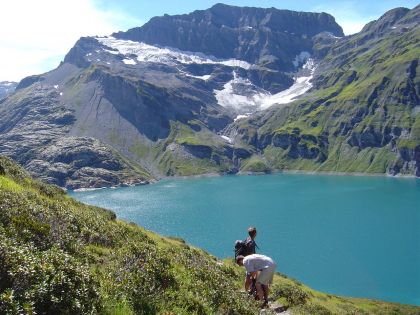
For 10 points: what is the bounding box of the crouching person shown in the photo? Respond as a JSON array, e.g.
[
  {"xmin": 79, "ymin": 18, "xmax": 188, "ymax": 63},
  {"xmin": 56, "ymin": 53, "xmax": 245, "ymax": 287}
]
[{"xmin": 236, "ymin": 254, "xmax": 276, "ymax": 307}]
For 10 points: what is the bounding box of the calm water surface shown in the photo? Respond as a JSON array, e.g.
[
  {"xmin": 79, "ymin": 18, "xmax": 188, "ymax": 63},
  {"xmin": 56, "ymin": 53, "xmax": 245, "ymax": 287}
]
[{"xmin": 70, "ymin": 173, "xmax": 420, "ymax": 305}]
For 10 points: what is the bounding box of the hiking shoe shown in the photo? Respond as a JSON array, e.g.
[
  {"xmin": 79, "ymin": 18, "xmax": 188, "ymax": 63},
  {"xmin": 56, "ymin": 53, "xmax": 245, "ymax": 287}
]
[{"xmin": 260, "ymin": 299, "xmax": 269, "ymax": 309}]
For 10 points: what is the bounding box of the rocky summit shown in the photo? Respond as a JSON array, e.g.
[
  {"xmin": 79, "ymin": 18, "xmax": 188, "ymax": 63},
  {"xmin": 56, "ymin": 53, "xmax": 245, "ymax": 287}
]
[{"xmin": 0, "ymin": 4, "xmax": 419, "ymax": 188}]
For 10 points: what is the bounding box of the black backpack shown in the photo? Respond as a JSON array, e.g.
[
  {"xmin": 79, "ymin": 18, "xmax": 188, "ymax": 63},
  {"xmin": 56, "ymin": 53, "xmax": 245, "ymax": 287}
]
[{"xmin": 234, "ymin": 239, "xmax": 257, "ymax": 258}]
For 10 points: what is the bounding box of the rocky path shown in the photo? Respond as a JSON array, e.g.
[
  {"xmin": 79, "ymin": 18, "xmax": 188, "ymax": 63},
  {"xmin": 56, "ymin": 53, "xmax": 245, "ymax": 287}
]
[{"xmin": 260, "ymin": 301, "xmax": 291, "ymax": 315}]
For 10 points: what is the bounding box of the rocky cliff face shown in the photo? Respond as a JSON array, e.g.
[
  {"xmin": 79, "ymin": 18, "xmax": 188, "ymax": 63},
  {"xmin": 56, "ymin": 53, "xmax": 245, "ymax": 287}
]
[
  {"xmin": 0, "ymin": 83, "xmax": 151, "ymax": 189},
  {"xmin": 0, "ymin": 4, "xmax": 418, "ymax": 187},
  {"xmin": 114, "ymin": 3, "xmax": 343, "ymax": 74}
]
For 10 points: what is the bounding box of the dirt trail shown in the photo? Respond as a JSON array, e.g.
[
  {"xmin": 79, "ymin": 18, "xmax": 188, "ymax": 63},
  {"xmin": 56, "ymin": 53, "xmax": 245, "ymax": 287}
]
[{"xmin": 260, "ymin": 301, "xmax": 291, "ymax": 314}]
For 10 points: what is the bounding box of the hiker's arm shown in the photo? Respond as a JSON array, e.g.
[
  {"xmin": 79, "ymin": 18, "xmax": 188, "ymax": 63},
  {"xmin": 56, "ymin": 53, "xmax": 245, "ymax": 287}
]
[{"xmin": 244, "ymin": 272, "xmax": 257, "ymax": 290}]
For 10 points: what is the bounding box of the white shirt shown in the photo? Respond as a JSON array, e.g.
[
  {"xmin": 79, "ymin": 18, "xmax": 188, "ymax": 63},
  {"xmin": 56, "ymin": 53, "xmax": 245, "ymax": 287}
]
[{"xmin": 243, "ymin": 254, "xmax": 275, "ymax": 272}]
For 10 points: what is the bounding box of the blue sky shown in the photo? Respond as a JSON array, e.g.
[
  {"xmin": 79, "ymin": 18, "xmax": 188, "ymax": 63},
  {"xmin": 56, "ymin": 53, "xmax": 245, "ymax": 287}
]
[{"xmin": 0, "ymin": 0, "xmax": 417, "ymax": 81}]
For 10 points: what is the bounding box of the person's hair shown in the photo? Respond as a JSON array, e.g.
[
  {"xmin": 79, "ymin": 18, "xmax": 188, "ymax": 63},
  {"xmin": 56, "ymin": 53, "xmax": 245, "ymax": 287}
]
[
  {"xmin": 236, "ymin": 255, "xmax": 244, "ymax": 264},
  {"xmin": 248, "ymin": 226, "xmax": 257, "ymax": 237}
]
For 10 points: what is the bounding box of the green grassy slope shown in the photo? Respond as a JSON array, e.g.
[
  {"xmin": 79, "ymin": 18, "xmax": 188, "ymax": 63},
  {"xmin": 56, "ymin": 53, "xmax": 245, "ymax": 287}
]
[
  {"xmin": 0, "ymin": 156, "xmax": 419, "ymax": 314},
  {"xmin": 231, "ymin": 6, "xmax": 420, "ymax": 176},
  {"xmin": 0, "ymin": 156, "xmax": 257, "ymax": 314}
]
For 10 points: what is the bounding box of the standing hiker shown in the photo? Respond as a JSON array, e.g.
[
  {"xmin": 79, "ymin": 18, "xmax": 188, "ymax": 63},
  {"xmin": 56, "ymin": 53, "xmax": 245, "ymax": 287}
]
[
  {"xmin": 234, "ymin": 227, "xmax": 259, "ymax": 294},
  {"xmin": 234, "ymin": 226, "xmax": 258, "ymax": 258},
  {"xmin": 243, "ymin": 227, "xmax": 258, "ymax": 292},
  {"xmin": 236, "ymin": 254, "xmax": 276, "ymax": 308},
  {"xmin": 245, "ymin": 226, "xmax": 257, "ymax": 255}
]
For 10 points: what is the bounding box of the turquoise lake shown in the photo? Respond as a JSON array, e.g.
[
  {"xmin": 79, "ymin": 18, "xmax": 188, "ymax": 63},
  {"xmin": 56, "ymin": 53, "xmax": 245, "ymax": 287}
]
[{"xmin": 69, "ymin": 173, "xmax": 420, "ymax": 306}]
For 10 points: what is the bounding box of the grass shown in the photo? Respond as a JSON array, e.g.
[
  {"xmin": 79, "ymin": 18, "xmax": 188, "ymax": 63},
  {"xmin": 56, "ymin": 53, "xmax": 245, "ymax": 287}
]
[
  {"xmin": 240, "ymin": 155, "xmax": 271, "ymax": 173},
  {"xmin": 0, "ymin": 156, "xmax": 258, "ymax": 315},
  {"xmin": 0, "ymin": 176, "xmax": 24, "ymax": 192}
]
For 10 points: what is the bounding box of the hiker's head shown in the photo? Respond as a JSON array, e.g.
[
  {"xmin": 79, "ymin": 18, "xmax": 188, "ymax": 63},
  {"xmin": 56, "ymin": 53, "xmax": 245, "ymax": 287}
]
[
  {"xmin": 248, "ymin": 227, "xmax": 257, "ymax": 239},
  {"xmin": 236, "ymin": 255, "xmax": 245, "ymax": 266}
]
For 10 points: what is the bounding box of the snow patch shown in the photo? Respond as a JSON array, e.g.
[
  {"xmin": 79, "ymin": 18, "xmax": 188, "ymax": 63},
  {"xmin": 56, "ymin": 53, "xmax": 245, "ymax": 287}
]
[
  {"xmin": 214, "ymin": 59, "xmax": 316, "ymax": 114},
  {"xmin": 185, "ymin": 74, "xmax": 211, "ymax": 81},
  {"xmin": 104, "ymin": 49, "xmax": 119, "ymax": 55},
  {"xmin": 123, "ymin": 59, "xmax": 136, "ymax": 65},
  {"xmin": 260, "ymin": 59, "xmax": 316, "ymax": 109},
  {"xmin": 234, "ymin": 114, "xmax": 250, "ymax": 121},
  {"xmin": 220, "ymin": 135, "xmax": 232, "ymax": 143},
  {"xmin": 97, "ymin": 37, "xmax": 252, "ymax": 69},
  {"xmin": 214, "ymin": 71, "xmax": 265, "ymax": 113},
  {"xmin": 326, "ymin": 32, "xmax": 342, "ymax": 39}
]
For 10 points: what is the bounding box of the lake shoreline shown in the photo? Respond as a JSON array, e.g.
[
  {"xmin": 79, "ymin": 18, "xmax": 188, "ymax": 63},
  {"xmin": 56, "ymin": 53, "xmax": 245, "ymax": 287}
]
[
  {"xmin": 67, "ymin": 169, "xmax": 418, "ymax": 192},
  {"xmin": 164, "ymin": 168, "xmax": 419, "ymax": 183}
]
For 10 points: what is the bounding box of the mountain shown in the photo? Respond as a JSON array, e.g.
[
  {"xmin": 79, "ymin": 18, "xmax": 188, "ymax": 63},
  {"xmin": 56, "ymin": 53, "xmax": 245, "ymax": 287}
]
[
  {"xmin": 0, "ymin": 81, "xmax": 17, "ymax": 99},
  {"xmin": 0, "ymin": 4, "xmax": 345, "ymax": 188},
  {"xmin": 113, "ymin": 3, "xmax": 343, "ymax": 75},
  {"xmin": 2, "ymin": 156, "xmax": 419, "ymax": 314},
  {"xmin": 0, "ymin": 4, "xmax": 418, "ymax": 189},
  {"xmin": 226, "ymin": 5, "xmax": 420, "ymax": 176}
]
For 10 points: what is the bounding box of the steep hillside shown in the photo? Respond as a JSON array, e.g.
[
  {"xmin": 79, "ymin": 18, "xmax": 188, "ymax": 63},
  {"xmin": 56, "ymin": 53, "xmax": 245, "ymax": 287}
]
[
  {"xmin": 1, "ymin": 156, "xmax": 419, "ymax": 314},
  {"xmin": 227, "ymin": 5, "xmax": 420, "ymax": 176},
  {"xmin": 0, "ymin": 156, "xmax": 259, "ymax": 314}
]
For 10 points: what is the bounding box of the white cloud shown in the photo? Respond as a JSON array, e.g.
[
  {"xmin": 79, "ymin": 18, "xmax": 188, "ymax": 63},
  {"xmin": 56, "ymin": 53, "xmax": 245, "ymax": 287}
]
[
  {"xmin": 311, "ymin": 2, "xmax": 376, "ymax": 36},
  {"xmin": 0, "ymin": 0, "xmax": 142, "ymax": 81}
]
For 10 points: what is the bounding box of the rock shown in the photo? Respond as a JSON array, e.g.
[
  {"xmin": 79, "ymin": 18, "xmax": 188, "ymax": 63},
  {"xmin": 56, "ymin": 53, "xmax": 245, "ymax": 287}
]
[
  {"xmin": 181, "ymin": 144, "xmax": 213, "ymax": 159},
  {"xmin": 113, "ymin": 3, "xmax": 343, "ymax": 75},
  {"xmin": 0, "ymin": 81, "xmax": 17, "ymax": 99},
  {"xmin": 0, "ymin": 85, "xmax": 150, "ymax": 189}
]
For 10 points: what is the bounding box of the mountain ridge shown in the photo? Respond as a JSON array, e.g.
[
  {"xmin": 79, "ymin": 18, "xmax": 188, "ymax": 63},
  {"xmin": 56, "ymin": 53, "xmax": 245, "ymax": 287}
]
[
  {"xmin": 0, "ymin": 4, "xmax": 418, "ymax": 188},
  {"xmin": 113, "ymin": 3, "xmax": 343, "ymax": 75}
]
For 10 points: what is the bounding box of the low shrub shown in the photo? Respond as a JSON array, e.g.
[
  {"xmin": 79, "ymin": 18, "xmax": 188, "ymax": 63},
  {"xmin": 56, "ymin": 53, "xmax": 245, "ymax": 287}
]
[
  {"xmin": 271, "ymin": 282, "xmax": 309, "ymax": 306},
  {"xmin": 0, "ymin": 235, "xmax": 101, "ymax": 314}
]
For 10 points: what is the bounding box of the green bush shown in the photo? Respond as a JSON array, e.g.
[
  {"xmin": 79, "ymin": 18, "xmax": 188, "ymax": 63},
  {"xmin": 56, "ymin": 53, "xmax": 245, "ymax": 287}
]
[
  {"xmin": 271, "ymin": 282, "xmax": 309, "ymax": 306},
  {"xmin": 0, "ymin": 235, "xmax": 101, "ymax": 314},
  {"xmin": 293, "ymin": 303, "xmax": 333, "ymax": 315},
  {"xmin": 12, "ymin": 214, "xmax": 51, "ymax": 248}
]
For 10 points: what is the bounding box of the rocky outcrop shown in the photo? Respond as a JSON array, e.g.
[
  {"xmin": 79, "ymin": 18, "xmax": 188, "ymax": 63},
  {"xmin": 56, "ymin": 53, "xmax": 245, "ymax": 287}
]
[
  {"xmin": 114, "ymin": 3, "xmax": 343, "ymax": 74},
  {"xmin": 0, "ymin": 84, "xmax": 151, "ymax": 189},
  {"xmin": 24, "ymin": 137, "xmax": 149, "ymax": 189},
  {"xmin": 0, "ymin": 81, "xmax": 17, "ymax": 99}
]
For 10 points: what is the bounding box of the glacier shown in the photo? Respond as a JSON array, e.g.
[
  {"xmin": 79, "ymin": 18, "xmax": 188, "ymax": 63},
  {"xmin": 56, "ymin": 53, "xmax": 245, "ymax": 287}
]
[{"xmin": 96, "ymin": 37, "xmax": 252, "ymax": 69}]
